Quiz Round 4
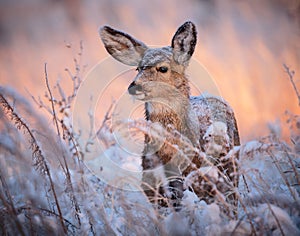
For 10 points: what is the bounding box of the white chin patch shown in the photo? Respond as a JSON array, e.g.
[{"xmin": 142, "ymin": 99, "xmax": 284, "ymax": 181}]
[{"xmin": 133, "ymin": 92, "xmax": 146, "ymax": 100}]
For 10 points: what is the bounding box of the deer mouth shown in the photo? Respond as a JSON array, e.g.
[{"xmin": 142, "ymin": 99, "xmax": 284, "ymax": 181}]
[
  {"xmin": 128, "ymin": 82, "xmax": 146, "ymax": 100},
  {"xmin": 131, "ymin": 92, "xmax": 146, "ymax": 100}
]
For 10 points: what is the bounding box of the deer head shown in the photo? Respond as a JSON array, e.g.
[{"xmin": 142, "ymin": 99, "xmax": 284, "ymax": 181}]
[{"xmin": 99, "ymin": 21, "xmax": 197, "ymax": 101}]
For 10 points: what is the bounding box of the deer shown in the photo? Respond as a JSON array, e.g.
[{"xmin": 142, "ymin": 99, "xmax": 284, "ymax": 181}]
[{"xmin": 99, "ymin": 21, "xmax": 240, "ymax": 215}]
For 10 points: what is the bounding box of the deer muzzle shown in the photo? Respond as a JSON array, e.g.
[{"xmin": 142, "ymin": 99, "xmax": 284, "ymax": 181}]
[{"xmin": 128, "ymin": 81, "xmax": 143, "ymax": 96}]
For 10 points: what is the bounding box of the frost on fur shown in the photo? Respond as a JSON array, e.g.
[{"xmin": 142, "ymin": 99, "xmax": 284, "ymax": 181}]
[
  {"xmin": 100, "ymin": 22, "xmax": 240, "ymax": 212},
  {"xmin": 203, "ymin": 121, "xmax": 230, "ymax": 161}
]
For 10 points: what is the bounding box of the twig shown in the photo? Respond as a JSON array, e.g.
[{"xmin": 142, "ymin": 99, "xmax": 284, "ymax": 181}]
[
  {"xmin": 249, "ymin": 178, "xmax": 285, "ymax": 235},
  {"xmin": 40, "ymin": 65, "xmax": 83, "ymax": 226},
  {"xmin": 242, "ymin": 174, "xmax": 250, "ymax": 193},
  {"xmin": 17, "ymin": 206, "xmax": 79, "ymax": 230},
  {"xmin": 283, "ymin": 64, "xmax": 300, "ymax": 106},
  {"xmin": 0, "ymin": 93, "xmax": 67, "ymax": 234},
  {"xmin": 45, "ymin": 63, "xmax": 61, "ymax": 136},
  {"xmin": 0, "ymin": 172, "xmax": 26, "ymax": 236},
  {"xmin": 267, "ymin": 149, "xmax": 297, "ymax": 201}
]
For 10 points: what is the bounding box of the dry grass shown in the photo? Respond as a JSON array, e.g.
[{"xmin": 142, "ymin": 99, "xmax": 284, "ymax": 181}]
[{"xmin": 0, "ymin": 47, "xmax": 299, "ymax": 235}]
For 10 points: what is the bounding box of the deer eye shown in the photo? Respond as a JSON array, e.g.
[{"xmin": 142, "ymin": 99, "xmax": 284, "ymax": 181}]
[{"xmin": 157, "ymin": 66, "xmax": 168, "ymax": 73}]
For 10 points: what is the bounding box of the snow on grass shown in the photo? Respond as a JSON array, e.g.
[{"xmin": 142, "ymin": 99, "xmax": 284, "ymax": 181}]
[{"xmin": 0, "ymin": 84, "xmax": 299, "ymax": 235}]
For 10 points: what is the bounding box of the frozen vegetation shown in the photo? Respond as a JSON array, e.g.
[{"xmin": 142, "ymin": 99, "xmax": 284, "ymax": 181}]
[{"xmin": 0, "ymin": 55, "xmax": 299, "ymax": 235}]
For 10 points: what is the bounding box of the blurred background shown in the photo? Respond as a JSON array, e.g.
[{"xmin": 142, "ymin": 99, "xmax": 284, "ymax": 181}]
[{"xmin": 0, "ymin": 0, "xmax": 299, "ymax": 142}]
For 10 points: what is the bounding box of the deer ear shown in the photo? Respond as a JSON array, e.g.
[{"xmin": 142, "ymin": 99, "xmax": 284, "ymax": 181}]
[
  {"xmin": 171, "ymin": 21, "xmax": 197, "ymax": 66},
  {"xmin": 99, "ymin": 26, "xmax": 148, "ymax": 66}
]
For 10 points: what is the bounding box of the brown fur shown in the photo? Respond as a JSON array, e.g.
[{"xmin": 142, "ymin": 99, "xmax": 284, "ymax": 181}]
[{"xmin": 100, "ymin": 21, "xmax": 240, "ymax": 212}]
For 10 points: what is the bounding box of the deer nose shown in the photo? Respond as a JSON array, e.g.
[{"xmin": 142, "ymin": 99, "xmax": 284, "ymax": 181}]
[{"xmin": 128, "ymin": 81, "xmax": 142, "ymax": 95}]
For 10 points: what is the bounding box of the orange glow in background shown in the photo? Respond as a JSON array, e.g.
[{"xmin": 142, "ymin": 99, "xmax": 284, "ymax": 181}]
[{"xmin": 0, "ymin": 0, "xmax": 299, "ymax": 142}]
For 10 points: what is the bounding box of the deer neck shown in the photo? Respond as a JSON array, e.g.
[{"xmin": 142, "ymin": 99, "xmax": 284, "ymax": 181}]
[{"xmin": 144, "ymin": 95, "xmax": 199, "ymax": 145}]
